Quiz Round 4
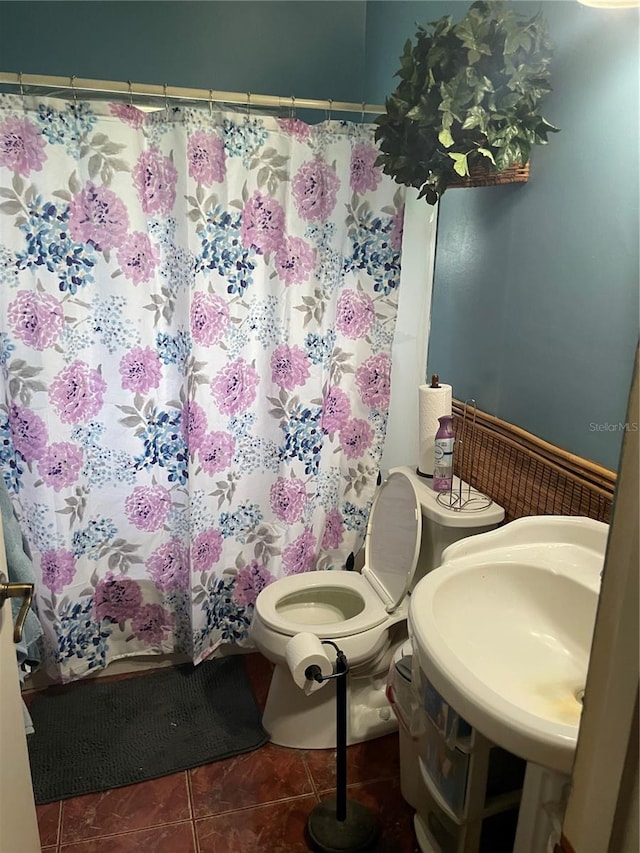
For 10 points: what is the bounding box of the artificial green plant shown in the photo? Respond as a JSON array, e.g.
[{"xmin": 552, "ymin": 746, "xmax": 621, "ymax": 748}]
[{"xmin": 374, "ymin": 1, "xmax": 559, "ymax": 205}]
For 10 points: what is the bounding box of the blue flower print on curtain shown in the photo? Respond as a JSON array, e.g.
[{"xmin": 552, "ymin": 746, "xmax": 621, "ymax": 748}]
[{"xmin": 0, "ymin": 94, "xmax": 405, "ymax": 681}]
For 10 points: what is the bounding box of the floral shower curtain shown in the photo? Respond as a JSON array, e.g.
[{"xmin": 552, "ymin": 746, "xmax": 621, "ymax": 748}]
[{"xmin": 0, "ymin": 93, "xmax": 405, "ymax": 682}]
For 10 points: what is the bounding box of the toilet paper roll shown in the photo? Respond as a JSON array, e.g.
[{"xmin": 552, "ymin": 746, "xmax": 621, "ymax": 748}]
[
  {"xmin": 285, "ymin": 632, "xmax": 334, "ymax": 696},
  {"xmin": 417, "ymin": 383, "xmax": 452, "ymax": 477}
]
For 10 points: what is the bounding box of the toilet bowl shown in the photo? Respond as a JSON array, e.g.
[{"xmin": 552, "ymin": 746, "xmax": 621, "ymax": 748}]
[{"xmin": 251, "ymin": 468, "xmax": 505, "ymax": 749}]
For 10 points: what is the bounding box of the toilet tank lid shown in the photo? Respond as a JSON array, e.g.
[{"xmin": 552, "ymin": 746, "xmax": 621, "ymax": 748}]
[
  {"xmin": 389, "ymin": 467, "xmax": 505, "ymax": 528},
  {"xmin": 363, "ymin": 471, "xmax": 422, "ymax": 611}
]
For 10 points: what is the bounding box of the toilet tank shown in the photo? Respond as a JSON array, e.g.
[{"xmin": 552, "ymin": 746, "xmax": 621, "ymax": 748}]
[{"xmin": 389, "ymin": 467, "xmax": 505, "ymax": 589}]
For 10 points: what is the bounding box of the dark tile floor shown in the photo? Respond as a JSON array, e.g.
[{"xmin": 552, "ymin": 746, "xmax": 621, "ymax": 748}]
[{"xmin": 33, "ymin": 654, "xmax": 420, "ymax": 852}]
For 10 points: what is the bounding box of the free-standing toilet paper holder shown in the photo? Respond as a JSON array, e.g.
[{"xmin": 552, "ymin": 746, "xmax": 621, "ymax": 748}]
[{"xmin": 304, "ymin": 639, "xmax": 380, "ymax": 853}]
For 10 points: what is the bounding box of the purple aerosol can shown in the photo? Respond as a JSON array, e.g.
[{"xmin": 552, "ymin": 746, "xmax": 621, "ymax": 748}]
[{"xmin": 433, "ymin": 415, "xmax": 454, "ymax": 492}]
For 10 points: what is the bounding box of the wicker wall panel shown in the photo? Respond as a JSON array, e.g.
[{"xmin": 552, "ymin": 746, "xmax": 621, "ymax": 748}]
[{"xmin": 451, "ymin": 401, "xmax": 616, "ymax": 524}]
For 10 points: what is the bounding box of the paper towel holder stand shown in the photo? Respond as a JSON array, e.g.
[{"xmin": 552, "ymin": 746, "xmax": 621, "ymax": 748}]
[
  {"xmin": 304, "ymin": 639, "xmax": 380, "ymax": 853},
  {"xmin": 416, "ymin": 373, "xmax": 443, "ymax": 479}
]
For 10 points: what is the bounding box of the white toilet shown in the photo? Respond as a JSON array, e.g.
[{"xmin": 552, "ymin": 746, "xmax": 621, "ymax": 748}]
[{"xmin": 250, "ymin": 466, "xmax": 505, "ymax": 748}]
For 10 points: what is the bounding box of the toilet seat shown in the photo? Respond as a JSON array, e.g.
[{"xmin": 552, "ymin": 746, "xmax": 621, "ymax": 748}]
[
  {"xmin": 254, "ymin": 471, "xmax": 422, "ymax": 639},
  {"xmin": 255, "ymin": 571, "xmax": 388, "ymax": 638}
]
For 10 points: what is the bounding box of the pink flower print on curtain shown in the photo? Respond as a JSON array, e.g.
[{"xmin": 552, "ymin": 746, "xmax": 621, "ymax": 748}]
[
  {"xmin": 188, "ymin": 130, "xmax": 226, "ymax": 185},
  {"xmin": 49, "ymin": 360, "xmax": 107, "ymax": 423},
  {"xmin": 335, "ymin": 289, "xmax": 375, "ymax": 339},
  {"xmin": 68, "ymin": 182, "xmax": 129, "ymax": 250},
  {"xmin": 40, "ymin": 550, "xmax": 77, "ymax": 594},
  {"xmin": 276, "ymin": 118, "xmax": 311, "ymax": 143},
  {"xmin": 190, "ymin": 292, "xmax": 229, "ymax": 345},
  {"xmin": 321, "ymin": 386, "xmax": 351, "ymax": 435},
  {"xmin": 8, "ymin": 290, "xmax": 63, "ymax": 350},
  {"xmin": 355, "ymin": 353, "xmax": 391, "ymax": 410},
  {"xmin": 270, "ymin": 477, "xmax": 307, "ymax": 523},
  {"xmin": 0, "ymin": 115, "xmax": 46, "ymax": 175},
  {"xmin": 340, "ymin": 419, "xmax": 374, "ymax": 460},
  {"xmin": 125, "ymin": 485, "xmax": 171, "ymax": 532},
  {"xmin": 109, "ymin": 102, "xmax": 145, "ymax": 129},
  {"xmin": 283, "ymin": 528, "xmax": 317, "ymax": 575},
  {"xmin": 390, "ymin": 206, "xmax": 405, "ymax": 251},
  {"xmin": 198, "ymin": 431, "xmax": 236, "ymax": 475},
  {"xmin": 133, "ymin": 148, "xmax": 178, "ymax": 215},
  {"xmin": 350, "ymin": 144, "xmax": 382, "ymax": 194},
  {"xmin": 38, "ymin": 442, "xmax": 84, "ymax": 491},
  {"xmin": 210, "ymin": 358, "xmax": 259, "ymax": 415},
  {"xmin": 119, "ymin": 346, "xmax": 163, "ymax": 394},
  {"xmin": 131, "ymin": 603, "xmax": 174, "ymax": 643},
  {"xmin": 93, "ymin": 574, "xmax": 143, "ymax": 624},
  {"xmin": 146, "ymin": 539, "xmax": 189, "ymax": 592},
  {"xmin": 292, "ymin": 157, "xmax": 340, "ymax": 220},
  {"xmin": 241, "ymin": 191, "xmax": 285, "ymax": 253},
  {"xmin": 191, "ymin": 528, "xmax": 223, "ymax": 572},
  {"xmin": 274, "ymin": 236, "xmax": 316, "ymax": 286},
  {"xmin": 321, "ymin": 509, "xmax": 345, "ymax": 550},
  {"xmin": 8, "ymin": 404, "xmax": 48, "ymax": 462},
  {"xmin": 181, "ymin": 400, "xmax": 208, "ymax": 451},
  {"xmin": 270, "ymin": 344, "xmax": 310, "ymax": 390},
  {"xmin": 117, "ymin": 232, "xmax": 160, "ymax": 284},
  {"xmin": 233, "ymin": 561, "xmax": 276, "ymax": 607}
]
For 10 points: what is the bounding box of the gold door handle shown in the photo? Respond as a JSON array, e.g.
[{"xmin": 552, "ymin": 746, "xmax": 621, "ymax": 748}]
[{"xmin": 0, "ymin": 572, "xmax": 34, "ymax": 644}]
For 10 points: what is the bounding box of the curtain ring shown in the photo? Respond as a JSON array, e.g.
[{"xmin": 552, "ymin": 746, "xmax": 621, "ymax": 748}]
[
  {"xmin": 163, "ymin": 82, "xmax": 170, "ymax": 118},
  {"xmin": 127, "ymin": 80, "xmax": 133, "ymax": 106},
  {"xmin": 361, "ymin": 102, "xmax": 366, "ymax": 123},
  {"xmin": 326, "ymin": 98, "xmax": 333, "ymax": 121},
  {"xmin": 70, "ymin": 75, "xmax": 77, "ymax": 104},
  {"xmin": 246, "ymin": 92, "xmax": 251, "ymax": 117},
  {"xmin": 290, "ymin": 95, "xmax": 295, "ymax": 119},
  {"xmin": 209, "ymin": 88, "xmax": 214, "ymax": 118}
]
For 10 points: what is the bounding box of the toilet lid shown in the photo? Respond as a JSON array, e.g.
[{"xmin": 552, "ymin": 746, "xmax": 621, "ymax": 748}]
[{"xmin": 364, "ymin": 471, "xmax": 422, "ymax": 611}]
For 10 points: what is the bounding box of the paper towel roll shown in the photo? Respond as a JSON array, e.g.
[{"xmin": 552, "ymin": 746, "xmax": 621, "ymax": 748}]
[
  {"xmin": 417, "ymin": 382, "xmax": 452, "ymax": 477},
  {"xmin": 285, "ymin": 632, "xmax": 334, "ymax": 696}
]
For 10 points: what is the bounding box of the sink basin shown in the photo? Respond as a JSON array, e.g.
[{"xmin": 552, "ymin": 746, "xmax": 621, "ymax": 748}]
[{"xmin": 409, "ymin": 516, "xmax": 609, "ymax": 774}]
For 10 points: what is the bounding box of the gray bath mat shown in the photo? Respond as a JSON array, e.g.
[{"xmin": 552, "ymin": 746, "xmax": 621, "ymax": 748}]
[{"xmin": 27, "ymin": 656, "xmax": 268, "ymax": 804}]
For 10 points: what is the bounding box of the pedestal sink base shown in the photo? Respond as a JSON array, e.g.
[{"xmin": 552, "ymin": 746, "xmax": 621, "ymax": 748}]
[{"xmin": 513, "ymin": 763, "xmax": 571, "ymax": 853}]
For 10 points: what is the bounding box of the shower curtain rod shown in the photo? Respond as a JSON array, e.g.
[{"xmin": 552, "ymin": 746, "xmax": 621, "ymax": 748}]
[{"xmin": 0, "ymin": 71, "xmax": 385, "ymax": 116}]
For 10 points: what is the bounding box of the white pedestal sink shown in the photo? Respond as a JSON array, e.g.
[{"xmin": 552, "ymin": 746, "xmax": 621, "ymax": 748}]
[{"xmin": 408, "ymin": 515, "xmax": 609, "ymax": 851}]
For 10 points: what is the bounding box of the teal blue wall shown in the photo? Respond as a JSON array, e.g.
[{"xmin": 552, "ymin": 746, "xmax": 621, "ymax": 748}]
[
  {"xmin": 0, "ymin": 1, "xmax": 367, "ymax": 103},
  {"xmin": 365, "ymin": 1, "xmax": 639, "ymax": 471},
  {"xmin": 1, "ymin": 1, "xmax": 637, "ymax": 469}
]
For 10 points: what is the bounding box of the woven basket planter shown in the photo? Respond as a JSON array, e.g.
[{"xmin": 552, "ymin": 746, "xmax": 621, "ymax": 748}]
[{"xmin": 447, "ymin": 161, "xmax": 530, "ymax": 189}]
